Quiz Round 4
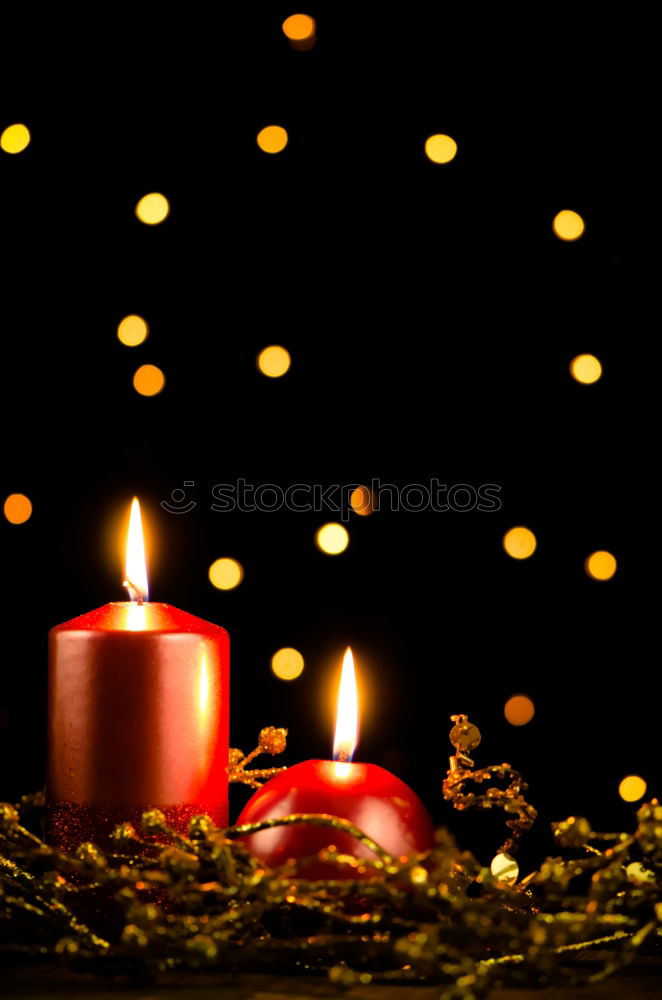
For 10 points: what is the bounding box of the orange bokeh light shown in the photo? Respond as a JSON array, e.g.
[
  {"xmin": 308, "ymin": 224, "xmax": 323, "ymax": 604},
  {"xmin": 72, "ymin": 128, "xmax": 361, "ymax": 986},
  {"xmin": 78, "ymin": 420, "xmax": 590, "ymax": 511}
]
[
  {"xmin": 282, "ymin": 13, "xmax": 316, "ymax": 49},
  {"xmin": 4, "ymin": 493, "xmax": 32, "ymax": 524},
  {"xmin": 350, "ymin": 486, "xmax": 375, "ymax": 516},
  {"xmin": 504, "ymin": 695, "xmax": 535, "ymax": 726},
  {"xmin": 133, "ymin": 364, "xmax": 165, "ymax": 396}
]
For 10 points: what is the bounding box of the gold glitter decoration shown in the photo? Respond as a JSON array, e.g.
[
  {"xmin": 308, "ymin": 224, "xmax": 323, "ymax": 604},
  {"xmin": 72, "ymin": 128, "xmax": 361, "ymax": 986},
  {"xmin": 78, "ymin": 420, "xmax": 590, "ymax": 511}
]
[
  {"xmin": 490, "ymin": 851, "xmax": 519, "ymax": 885},
  {"xmin": 444, "ymin": 713, "xmax": 537, "ymax": 855},
  {"xmin": 1, "ymin": 723, "xmax": 661, "ymax": 1000},
  {"xmin": 228, "ymin": 727, "xmax": 289, "ymax": 788}
]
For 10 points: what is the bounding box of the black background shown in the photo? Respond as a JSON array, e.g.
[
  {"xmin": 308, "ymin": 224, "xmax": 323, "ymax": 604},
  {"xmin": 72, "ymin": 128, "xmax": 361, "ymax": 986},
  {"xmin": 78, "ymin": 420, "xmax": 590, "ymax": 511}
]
[{"xmin": 1, "ymin": 9, "xmax": 655, "ymax": 872}]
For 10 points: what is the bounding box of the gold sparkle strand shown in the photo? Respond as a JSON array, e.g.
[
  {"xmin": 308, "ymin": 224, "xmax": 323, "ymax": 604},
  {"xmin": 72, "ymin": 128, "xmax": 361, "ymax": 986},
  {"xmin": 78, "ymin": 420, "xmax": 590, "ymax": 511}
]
[
  {"xmin": 443, "ymin": 714, "xmax": 538, "ymax": 856},
  {"xmin": 226, "ymin": 813, "xmax": 393, "ymax": 862},
  {"xmin": 556, "ymin": 929, "xmax": 632, "ymax": 953},
  {"xmin": 478, "ymin": 953, "xmax": 525, "ymax": 968},
  {"xmin": 229, "ymin": 766, "xmax": 288, "ymax": 789},
  {"xmin": 229, "ymin": 728, "xmax": 289, "ymax": 785}
]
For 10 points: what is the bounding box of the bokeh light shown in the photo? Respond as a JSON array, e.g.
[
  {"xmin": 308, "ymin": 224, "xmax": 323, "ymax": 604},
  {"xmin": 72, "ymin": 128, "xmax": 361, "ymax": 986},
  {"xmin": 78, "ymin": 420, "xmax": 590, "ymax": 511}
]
[
  {"xmin": 271, "ymin": 647, "xmax": 305, "ymax": 680},
  {"xmin": 424, "ymin": 134, "xmax": 458, "ymax": 164},
  {"xmin": 133, "ymin": 364, "xmax": 165, "ymax": 396},
  {"xmin": 209, "ymin": 558, "xmax": 244, "ymax": 590},
  {"xmin": 350, "ymin": 486, "xmax": 375, "ymax": 516},
  {"xmin": 585, "ymin": 550, "xmax": 617, "ymax": 581},
  {"xmin": 619, "ymin": 775, "xmax": 646, "ymax": 803},
  {"xmin": 257, "ymin": 345, "xmax": 291, "ymax": 377},
  {"xmin": 502, "ymin": 526, "xmax": 537, "ymax": 560},
  {"xmin": 4, "ymin": 493, "xmax": 32, "ymax": 524},
  {"xmin": 282, "ymin": 14, "xmax": 316, "ymax": 49},
  {"xmin": 504, "ymin": 695, "xmax": 535, "ymax": 726},
  {"xmin": 315, "ymin": 523, "xmax": 350, "ymax": 555},
  {"xmin": 553, "ymin": 210, "xmax": 585, "ymax": 241},
  {"xmin": 570, "ymin": 354, "xmax": 602, "ymax": 384},
  {"xmin": 1, "ymin": 123, "xmax": 31, "ymax": 154},
  {"xmin": 257, "ymin": 125, "xmax": 289, "ymax": 154},
  {"xmin": 118, "ymin": 315, "xmax": 149, "ymax": 347},
  {"xmin": 135, "ymin": 192, "xmax": 170, "ymax": 225}
]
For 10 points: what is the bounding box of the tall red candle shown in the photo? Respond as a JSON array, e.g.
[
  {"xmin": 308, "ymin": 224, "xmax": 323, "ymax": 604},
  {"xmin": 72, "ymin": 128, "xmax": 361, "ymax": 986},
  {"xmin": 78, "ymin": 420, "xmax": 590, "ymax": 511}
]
[{"xmin": 46, "ymin": 499, "xmax": 229, "ymax": 850}]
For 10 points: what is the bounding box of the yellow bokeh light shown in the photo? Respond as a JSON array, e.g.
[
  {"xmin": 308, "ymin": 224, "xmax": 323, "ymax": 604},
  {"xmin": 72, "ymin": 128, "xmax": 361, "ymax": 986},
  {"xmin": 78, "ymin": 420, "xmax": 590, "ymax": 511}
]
[
  {"xmin": 570, "ymin": 354, "xmax": 602, "ymax": 384},
  {"xmin": 504, "ymin": 695, "xmax": 535, "ymax": 726},
  {"xmin": 315, "ymin": 522, "xmax": 350, "ymax": 555},
  {"xmin": 118, "ymin": 315, "xmax": 149, "ymax": 347},
  {"xmin": 209, "ymin": 558, "xmax": 244, "ymax": 591},
  {"xmin": 133, "ymin": 364, "xmax": 165, "ymax": 396},
  {"xmin": 257, "ymin": 345, "xmax": 291, "ymax": 377},
  {"xmin": 350, "ymin": 486, "xmax": 375, "ymax": 516},
  {"xmin": 1, "ymin": 123, "xmax": 31, "ymax": 154},
  {"xmin": 619, "ymin": 775, "xmax": 647, "ymax": 803},
  {"xmin": 585, "ymin": 550, "xmax": 617, "ymax": 581},
  {"xmin": 4, "ymin": 493, "xmax": 32, "ymax": 524},
  {"xmin": 553, "ymin": 209, "xmax": 585, "ymax": 241},
  {"xmin": 424, "ymin": 134, "xmax": 458, "ymax": 164},
  {"xmin": 271, "ymin": 647, "xmax": 305, "ymax": 680},
  {"xmin": 503, "ymin": 526, "xmax": 537, "ymax": 560},
  {"xmin": 257, "ymin": 125, "xmax": 288, "ymax": 154},
  {"xmin": 135, "ymin": 192, "xmax": 170, "ymax": 225},
  {"xmin": 282, "ymin": 14, "xmax": 316, "ymax": 45}
]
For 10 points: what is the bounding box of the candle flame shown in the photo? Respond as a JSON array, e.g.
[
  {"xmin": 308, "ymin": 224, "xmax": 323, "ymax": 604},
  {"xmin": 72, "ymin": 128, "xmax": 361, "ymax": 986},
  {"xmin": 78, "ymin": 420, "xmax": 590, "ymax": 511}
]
[
  {"xmin": 123, "ymin": 497, "xmax": 149, "ymax": 604},
  {"xmin": 333, "ymin": 647, "xmax": 359, "ymax": 763}
]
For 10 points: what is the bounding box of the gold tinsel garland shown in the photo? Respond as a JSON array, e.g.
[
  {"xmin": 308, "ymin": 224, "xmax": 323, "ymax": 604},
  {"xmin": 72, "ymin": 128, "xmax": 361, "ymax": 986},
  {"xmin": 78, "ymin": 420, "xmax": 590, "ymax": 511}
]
[{"xmin": 0, "ymin": 717, "xmax": 660, "ymax": 1000}]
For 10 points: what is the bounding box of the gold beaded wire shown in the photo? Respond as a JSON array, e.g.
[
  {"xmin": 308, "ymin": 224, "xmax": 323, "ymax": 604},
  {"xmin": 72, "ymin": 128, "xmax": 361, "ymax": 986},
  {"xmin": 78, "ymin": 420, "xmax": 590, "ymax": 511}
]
[{"xmin": 0, "ymin": 720, "xmax": 660, "ymax": 1000}]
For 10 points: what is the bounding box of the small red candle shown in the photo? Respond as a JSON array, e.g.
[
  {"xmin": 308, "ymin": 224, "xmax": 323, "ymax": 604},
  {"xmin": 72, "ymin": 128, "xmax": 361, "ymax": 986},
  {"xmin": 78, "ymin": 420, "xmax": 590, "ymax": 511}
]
[
  {"xmin": 46, "ymin": 499, "xmax": 229, "ymax": 850},
  {"xmin": 237, "ymin": 648, "xmax": 435, "ymax": 878}
]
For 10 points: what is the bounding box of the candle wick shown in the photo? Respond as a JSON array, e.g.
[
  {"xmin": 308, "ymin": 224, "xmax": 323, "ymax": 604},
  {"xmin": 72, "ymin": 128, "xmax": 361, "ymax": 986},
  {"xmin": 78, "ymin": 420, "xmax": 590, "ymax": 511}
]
[
  {"xmin": 335, "ymin": 749, "xmax": 350, "ymax": 764},
  {"xmin": 123, "ymin": 578, "xmax": 144, "ymax": 605}
]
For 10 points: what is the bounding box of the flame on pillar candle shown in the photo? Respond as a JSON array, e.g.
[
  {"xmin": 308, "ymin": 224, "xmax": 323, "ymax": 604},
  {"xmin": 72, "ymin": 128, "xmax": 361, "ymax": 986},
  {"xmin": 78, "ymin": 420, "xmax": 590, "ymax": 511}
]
[
  {"xmin": 333, "ymin": 647, "xmax": 359, "ymax": 775},
  {"xmin": 123, "ymin": 497, "xmax": 149, "ymax": 603},
  {"xmin": 122, "ymin": 498, "xmax": 149, "ymax": 629}
]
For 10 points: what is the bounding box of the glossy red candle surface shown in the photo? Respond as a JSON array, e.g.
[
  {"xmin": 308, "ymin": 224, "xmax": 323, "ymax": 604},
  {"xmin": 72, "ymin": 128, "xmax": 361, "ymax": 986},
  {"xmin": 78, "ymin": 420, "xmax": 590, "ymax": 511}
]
[
  {"xmin": 236, "ymin": 759, "xmax": 435, "ymax": 879},
  {"xmin": 47, "ymin": 602, "xmax": 229, "ymax": 850}
]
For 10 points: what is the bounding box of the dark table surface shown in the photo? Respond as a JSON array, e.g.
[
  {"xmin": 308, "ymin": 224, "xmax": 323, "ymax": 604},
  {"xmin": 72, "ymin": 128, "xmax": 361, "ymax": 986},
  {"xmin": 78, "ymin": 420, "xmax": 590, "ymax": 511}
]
[{"xmin": 2, "ymin": 966, "xmax": 662, "ymax": 1000}]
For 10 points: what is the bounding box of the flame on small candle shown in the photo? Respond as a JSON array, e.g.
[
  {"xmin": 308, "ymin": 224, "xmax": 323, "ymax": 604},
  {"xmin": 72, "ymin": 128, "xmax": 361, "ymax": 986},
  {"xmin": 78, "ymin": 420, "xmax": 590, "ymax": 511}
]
[
  {"xmin": 333, "ymin": 647, "xmax": 359, "ymax": 764},
  {"xmin": 123, "ymin": 497, "xmax": 149, "ymax": 604}
]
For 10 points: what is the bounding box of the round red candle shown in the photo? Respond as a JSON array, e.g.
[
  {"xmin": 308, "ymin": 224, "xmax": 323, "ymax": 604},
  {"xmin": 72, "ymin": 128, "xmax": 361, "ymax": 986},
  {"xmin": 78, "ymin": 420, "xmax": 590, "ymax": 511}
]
[
  {"xmin": 236, "ymin": 759, "xmax": 435, "ymax": 878},
  {"xmin": 236, "ymin": 648, "xmax": 435, "ymax": 878},
  {"xmin": 46, "ymin": 500, "xmax": 229, "ymax": 850}
]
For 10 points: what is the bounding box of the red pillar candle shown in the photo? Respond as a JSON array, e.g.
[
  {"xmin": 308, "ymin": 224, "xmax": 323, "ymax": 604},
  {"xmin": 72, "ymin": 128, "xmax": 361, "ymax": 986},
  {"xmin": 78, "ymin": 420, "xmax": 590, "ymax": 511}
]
[
  {"xmin": 237, "ymin": 648, "xmax": 434, "ymax": 878},
  {"xmin": 46, "ymin": 499, "xmax": 229, "ymax": 850}
]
